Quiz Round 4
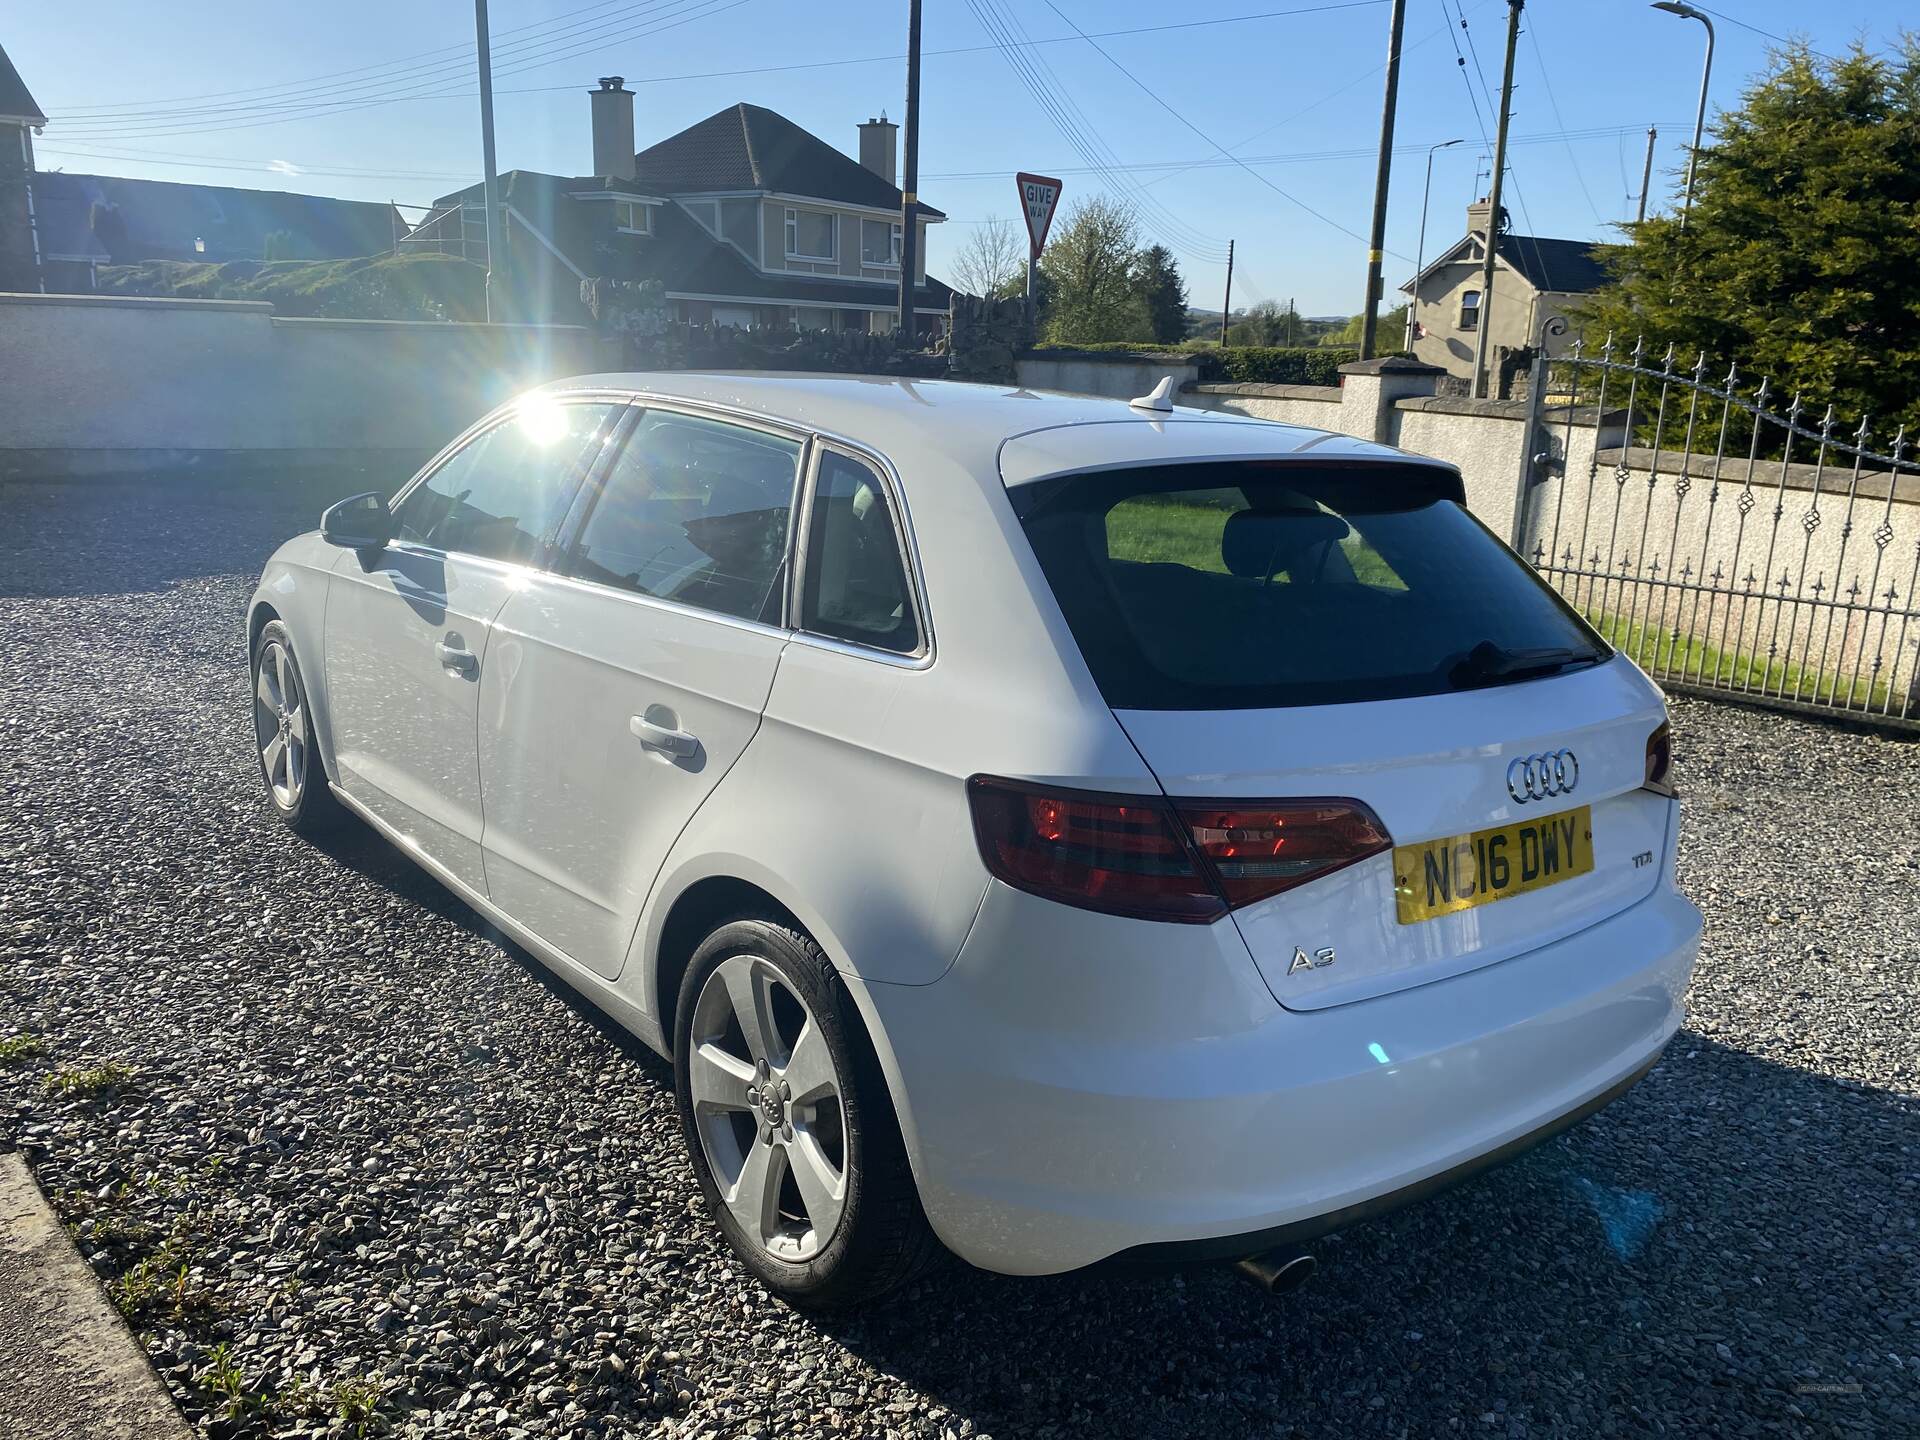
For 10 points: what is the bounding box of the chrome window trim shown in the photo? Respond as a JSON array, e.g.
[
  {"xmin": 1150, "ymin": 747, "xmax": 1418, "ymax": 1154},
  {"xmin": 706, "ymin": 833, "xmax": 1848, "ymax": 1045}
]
[
  {"xmin": 790, "ymin": 437, "xmax": 935, "ymax": 670},
  {"xmin": 548, "ymin": 396, "xmax": 811, "ymax": 633}
]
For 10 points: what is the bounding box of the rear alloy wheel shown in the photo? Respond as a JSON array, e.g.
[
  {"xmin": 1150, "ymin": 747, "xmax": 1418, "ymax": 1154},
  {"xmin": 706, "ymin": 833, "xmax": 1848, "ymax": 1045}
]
[
  {"xmin": 251, "ymin": 621, "xmax": 342, "ymax": 835},
  {"xmin": 674, "ymin": 918, "xmax": 940, "ymax": 1309}
]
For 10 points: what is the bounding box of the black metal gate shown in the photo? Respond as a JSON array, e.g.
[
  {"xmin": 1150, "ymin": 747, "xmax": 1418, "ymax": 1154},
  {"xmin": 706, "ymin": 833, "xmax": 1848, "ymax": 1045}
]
[{"xmin": 1512, "ymin": 324, "xmax": 1920, "ymax": 730}]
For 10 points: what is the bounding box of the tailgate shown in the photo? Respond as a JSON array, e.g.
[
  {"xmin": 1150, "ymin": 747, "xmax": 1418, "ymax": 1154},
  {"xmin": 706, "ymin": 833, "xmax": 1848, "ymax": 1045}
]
[{"xmin": 1116, "ymin": 657, "xmax": 1673, "ymax": 1010}]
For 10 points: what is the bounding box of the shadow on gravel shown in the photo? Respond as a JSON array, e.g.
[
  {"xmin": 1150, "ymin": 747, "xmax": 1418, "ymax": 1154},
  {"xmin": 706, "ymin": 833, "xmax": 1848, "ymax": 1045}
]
[
  {"xmin": 317, "ymin": 796, "xmax": 1917, "ymax": 1435},
  {"xmin": 305, "ymin": 819, "xmax": 674, "ymax": 1084},
  {"xmin": 800, "ymin": 1039, "xmax": 1919, "ymax": 1437}
]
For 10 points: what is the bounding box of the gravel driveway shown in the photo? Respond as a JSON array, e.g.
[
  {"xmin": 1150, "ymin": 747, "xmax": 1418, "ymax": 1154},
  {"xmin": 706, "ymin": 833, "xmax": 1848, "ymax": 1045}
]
[{"xmin": 2, "ymin": 476, "xmax": 1916, "ymax": 1439}]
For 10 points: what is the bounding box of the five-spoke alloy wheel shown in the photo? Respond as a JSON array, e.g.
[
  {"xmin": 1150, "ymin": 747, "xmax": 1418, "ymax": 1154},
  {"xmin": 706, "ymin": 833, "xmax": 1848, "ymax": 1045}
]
[
  {"xmin": 674, "ymin": 918, "xmax": 940, "ymax": 1309},
  {"xmin": 687, "ymin": 953, "xmax": 848, "ymax": 1262},
  {"xmin": 250, "ymin": 620, "xmax": 342, "ymax": 835}
]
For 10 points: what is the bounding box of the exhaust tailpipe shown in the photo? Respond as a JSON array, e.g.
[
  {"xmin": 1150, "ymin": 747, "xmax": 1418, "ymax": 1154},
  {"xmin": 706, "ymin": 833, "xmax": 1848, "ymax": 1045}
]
[{"xmin": 1233, "ymin": 1248, "xmax": 1317, "ymax": 1295}]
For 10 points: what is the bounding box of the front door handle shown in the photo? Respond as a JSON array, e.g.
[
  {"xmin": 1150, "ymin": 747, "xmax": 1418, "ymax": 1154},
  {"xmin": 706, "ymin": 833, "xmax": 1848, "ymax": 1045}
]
[
  {"xmin": 436, "ymin": 639, "xmax": 478, "ymax": 677},
  {"xmin": 630, "ymin": 713, "xmax": 699, "ymax": 757}
]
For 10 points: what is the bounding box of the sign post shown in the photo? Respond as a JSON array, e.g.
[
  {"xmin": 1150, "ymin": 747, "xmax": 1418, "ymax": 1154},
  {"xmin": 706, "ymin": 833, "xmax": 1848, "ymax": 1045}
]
[{"xmin": 1016, "ymin": 171, "xmax": 1062, "ymax": 338}]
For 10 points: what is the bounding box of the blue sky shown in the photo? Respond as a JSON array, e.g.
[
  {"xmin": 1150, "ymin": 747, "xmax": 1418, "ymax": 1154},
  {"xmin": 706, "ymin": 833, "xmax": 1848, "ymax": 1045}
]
[{"xmin": 9, "ymin": 1, "xmax": 1911, "ymax": 313}]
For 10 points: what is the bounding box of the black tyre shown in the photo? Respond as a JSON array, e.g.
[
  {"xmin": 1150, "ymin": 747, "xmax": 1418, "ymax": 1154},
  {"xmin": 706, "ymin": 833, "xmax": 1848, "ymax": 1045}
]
[
  {"xmin": 673, "ymin": 916, "xmax": 941, "ymax": 1310},
  {"xmin": 250, "ymin": 619, "xmax": 344, "ymax": 836}
]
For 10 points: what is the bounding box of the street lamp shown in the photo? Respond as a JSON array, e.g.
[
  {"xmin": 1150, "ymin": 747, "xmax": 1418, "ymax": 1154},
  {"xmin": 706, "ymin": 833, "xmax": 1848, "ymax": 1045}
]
[
  {"xmin": 1652, "ymin": 1, "xmax": 1714, "ymax": 228},
  {"xmin": 1405, "ymin": 138, "xmax": 1463, "ymax": 353}
]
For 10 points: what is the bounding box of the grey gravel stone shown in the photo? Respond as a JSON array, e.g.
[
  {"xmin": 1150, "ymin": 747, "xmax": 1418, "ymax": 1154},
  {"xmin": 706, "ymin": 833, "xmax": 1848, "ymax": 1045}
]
[{"xmin": 1, "ymin": 477, "xmax": 1917, "ymax": 1439}]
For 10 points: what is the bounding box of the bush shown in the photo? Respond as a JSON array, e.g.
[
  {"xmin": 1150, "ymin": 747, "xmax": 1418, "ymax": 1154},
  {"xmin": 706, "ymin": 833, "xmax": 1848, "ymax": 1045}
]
[{"xmin": 1206, "ymin": 347, "xmax": 1363, "ymax": 385}]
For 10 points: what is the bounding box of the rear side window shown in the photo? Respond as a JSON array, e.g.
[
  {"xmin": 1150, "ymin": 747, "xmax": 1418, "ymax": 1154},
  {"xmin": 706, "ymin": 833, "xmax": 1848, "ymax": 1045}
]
[
  {"xmin": 395, "ymin": 401, "xmax": 618, "ymax": 563},
  {"xmin": 566, "ymin": 409, "xmax": 801, "ymax": 624},
  {"xmin": 1016, "ymin": 463, "xmax": 1605, "ymax": 710},
  {"xmin": 800, "ymin": 451, "xmax": 921, "ymax": 655}
]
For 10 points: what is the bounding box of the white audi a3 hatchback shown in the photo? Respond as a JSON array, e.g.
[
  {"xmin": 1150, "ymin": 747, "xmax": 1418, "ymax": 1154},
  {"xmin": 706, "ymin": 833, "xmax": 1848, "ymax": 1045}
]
[{"xmin": 247, "ymin": 374, "xmax": 1701, "ymax": 1308}]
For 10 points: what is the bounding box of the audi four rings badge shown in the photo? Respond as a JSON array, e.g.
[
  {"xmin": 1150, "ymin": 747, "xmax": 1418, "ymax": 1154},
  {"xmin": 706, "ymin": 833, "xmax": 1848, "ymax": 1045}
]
[{"xmin": 1507, "ymin": 750, "xmax": 1579, "ymax": 804}]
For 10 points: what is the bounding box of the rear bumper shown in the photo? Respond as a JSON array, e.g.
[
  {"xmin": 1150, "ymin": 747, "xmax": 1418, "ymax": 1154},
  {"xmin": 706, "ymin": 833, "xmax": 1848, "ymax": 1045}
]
[{"xmin": 855, "ymin": 867, "xmax": 1701, "ymax": 1276}]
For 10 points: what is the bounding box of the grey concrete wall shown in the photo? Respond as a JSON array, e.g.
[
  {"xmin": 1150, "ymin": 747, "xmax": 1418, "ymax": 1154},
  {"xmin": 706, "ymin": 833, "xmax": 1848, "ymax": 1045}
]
[
  {"xmin": 1017, "ymin": 352, "xmax": 1201, "ymax": 401},
  {"xmin": 0, "ymin": 292, "xmax": 617, "ymax": 476}
]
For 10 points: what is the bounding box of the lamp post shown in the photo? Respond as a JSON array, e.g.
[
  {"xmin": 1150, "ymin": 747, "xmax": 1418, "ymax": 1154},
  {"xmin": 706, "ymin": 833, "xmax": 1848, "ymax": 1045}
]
[
  {"xmin": 1652, "ymin": 1, "xmax": 1714, "ymax": 228},
  {"xmin": 1405, "ymin": 138, "xmax": 1463, "ymax": 353}
]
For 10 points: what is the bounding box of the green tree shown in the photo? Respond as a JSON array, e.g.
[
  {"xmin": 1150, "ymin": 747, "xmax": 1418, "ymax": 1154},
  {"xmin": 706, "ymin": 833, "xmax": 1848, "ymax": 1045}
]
[
  {"xmin": 1038, "ymin": 196, "xmax": 1150, "ymax": 344},
  {"xmin": 1226, "ymin": 299, "xmax": 1297, "ymax": 347},
  {"xmin": 1133, "ymin": 244, "xmax": 1188, "ymax": 344},
  {"xmin": 1576, "ymin": 39, "xmax": 1920, "ymax": 433},
  {"xmin": 1318, "ymin": 304, "xmax": 1408, "ymax": 348}
]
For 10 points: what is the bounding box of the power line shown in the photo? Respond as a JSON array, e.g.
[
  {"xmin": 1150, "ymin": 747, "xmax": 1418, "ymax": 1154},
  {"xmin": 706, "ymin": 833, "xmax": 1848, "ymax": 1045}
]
[
  {"xmin": 1446, "ymin": 0, "xmax": 1549, "ymax": 286},
  {"xmin": 45, "ymin": 0, "xmax": 661, "ymax": 115},
  {"xmin": 963, "ymin": 0, "xmax": 1231, "ymax": 265},
  {"xmin": 1524, "ymin": 11, "xmax": 1600, "ymax": 224},
  {"xmin": 50, "ymin": 1, "xmax": 1388, "ymax": 135},
  {"xmin": 1037, "ymin": 0, "xmax": 1400, "ymax": 260},
  {"xmin": 1689, "ymin": 5, "xmax": 1840, "ymax": 62},
  {"xmin": 52, "ymin": 0, "xmax": 745, "ymax": 137}
]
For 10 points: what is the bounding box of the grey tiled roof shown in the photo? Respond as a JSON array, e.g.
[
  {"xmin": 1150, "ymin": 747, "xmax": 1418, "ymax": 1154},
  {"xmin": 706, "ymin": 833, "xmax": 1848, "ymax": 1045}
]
[
  {"xmin": 630, "ymin": 103, "xmax": 945, "ymax": 219},
  {"xmin": 0, "ymin": 41, "xmax": 45, "ymax": 122}
]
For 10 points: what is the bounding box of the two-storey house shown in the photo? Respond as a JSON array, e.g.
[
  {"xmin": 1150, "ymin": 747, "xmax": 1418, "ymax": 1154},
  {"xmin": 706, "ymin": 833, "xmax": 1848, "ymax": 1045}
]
[{"xmin": 415, "ymin": 80, "xmax": 951, "ymax": 334}]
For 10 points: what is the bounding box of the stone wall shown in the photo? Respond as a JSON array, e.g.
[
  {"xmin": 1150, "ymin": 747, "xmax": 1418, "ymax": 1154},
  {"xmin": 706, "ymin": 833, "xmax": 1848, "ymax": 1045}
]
[{"xmin": 0, "ymin": 292, "xmax": 618, "ymax": 478}]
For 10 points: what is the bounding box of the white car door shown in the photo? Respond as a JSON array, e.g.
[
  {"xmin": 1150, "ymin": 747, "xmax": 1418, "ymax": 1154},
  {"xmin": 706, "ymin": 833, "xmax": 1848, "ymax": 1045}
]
[
  {"xmin": 325, "ymin": 399, "xmax": 621, "ymax": 892},
  {"xmin": 476, "ymin": 406, "xmax": 805, "ymax": 979}
]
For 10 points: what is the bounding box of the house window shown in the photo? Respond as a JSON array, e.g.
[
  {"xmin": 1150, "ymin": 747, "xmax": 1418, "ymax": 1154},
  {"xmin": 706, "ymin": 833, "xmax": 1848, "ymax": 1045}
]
[
  {"xmin": 791, "ymin": 306, "xmax": 836, "ymax": 332},
  {"xmin": 860, "ymin": 218, "xmax": 902, "ymax": 267},
  {"xmin": 1459, "ymin": 289, "xmax": 1481, "ymax": 331},
  {"xmin": 785, "ymin": 208, "xmax": 836, "ymax": 261},
  {"xmin": 613, "ymin": 200, "xmax": 650, "ymax": 235}
]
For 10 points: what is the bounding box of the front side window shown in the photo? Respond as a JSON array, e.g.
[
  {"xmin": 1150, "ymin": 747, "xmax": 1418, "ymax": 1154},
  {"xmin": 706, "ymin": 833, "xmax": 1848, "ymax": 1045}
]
[
  {"xmin": 567, "ymin": 410, "xmax": 801, "ymax": 624},
  {"xmin": 1016, "ymin": 463, "xmax": 1605, "ymax": 710},
  {"xmin": 801, "ymin": 451, "xmax": 920, "ymax": 655},
  {"xmin": 614, "ymin": 200, "xmax": 650, "ymax": 234},
  {"xmin": 860, "ymin": 218, "xmax": 902, "ymax": 266},
  {"xmin": 1459, "ymin": 289, "xmax": 1481, "ymax": 330},
  {"xmin": 785, "ymin": 207, "xmax": 836, "ymax": 260},
  {"xmin": 393, "ymin": 401, "xmax": 619, "ymax": 564}
]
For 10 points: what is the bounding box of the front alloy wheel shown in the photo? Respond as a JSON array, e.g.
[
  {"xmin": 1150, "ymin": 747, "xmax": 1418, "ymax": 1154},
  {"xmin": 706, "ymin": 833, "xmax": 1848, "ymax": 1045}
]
[{"xmin": 250, "ymin": 620, "xmax": 342, "ymax": 835}]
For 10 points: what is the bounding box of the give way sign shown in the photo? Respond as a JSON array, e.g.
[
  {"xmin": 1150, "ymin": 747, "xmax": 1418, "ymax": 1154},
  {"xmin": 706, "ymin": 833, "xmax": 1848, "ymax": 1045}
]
[{"xmin": 1016, "ymin": 172, "xmax": 1064, "ymax": 258}]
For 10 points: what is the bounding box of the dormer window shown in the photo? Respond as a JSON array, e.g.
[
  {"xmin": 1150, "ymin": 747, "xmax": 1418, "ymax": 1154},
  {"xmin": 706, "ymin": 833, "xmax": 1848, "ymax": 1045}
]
[
  {"xmin": 613, "ymin": 200, "xmax": 650, "ymax": 235},
  {"xmin": 785, "ymin": 207, "xmax": 837, "ymax": 261}
]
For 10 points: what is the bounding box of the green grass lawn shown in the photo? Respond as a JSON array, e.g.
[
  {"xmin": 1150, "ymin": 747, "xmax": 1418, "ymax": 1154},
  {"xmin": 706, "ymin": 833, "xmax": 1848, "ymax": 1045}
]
[
  {"xmin": 1582, "ymin": 608, "xmax": 1894, "ymax": 709},
  {"xmin": 1104, "ymin": 493, "xmax": 1406, "ymax": 588}
]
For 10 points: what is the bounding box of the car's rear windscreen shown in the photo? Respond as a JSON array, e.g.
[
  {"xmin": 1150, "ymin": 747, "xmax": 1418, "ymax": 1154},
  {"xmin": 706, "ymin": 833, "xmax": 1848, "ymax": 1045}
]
[{"xmin": 1013, "ymin": 461, "xmax": 1607, "ymax": 710}]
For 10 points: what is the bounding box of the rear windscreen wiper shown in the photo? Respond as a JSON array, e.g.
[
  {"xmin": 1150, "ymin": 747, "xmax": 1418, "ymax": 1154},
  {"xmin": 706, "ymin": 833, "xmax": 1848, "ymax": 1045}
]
[{"xmin": 1445, "ymin": 641, "xmax": 1602, "ymax": 688}]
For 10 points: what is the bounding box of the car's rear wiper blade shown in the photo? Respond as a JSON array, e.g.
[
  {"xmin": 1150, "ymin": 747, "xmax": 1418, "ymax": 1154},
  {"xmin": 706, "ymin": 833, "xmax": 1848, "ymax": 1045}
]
[{"xmin": 1445, "ymin": 641, "xmax": 1602, "ymax": 688}]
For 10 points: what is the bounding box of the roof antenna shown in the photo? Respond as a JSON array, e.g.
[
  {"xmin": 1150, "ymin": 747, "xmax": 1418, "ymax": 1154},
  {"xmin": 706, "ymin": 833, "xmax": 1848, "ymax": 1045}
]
[{"xmin": 1129, "ymin": 376, "xmax": 1176, "ymax": 413}]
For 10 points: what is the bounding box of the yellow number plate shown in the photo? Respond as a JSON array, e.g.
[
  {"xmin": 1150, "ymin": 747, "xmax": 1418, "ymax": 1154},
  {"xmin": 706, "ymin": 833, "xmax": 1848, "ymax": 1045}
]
[{"xmin": 1394, "ymin": 805, "xmax": 1594, "ymax": 925}]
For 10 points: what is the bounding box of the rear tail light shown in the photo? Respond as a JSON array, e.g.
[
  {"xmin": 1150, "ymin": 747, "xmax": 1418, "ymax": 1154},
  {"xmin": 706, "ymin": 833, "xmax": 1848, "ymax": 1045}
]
[
  {"xmin": 967, "ymin": 776, "xmax": 1391, "ymax": 924},
  {"xmin": 1643, "ymin": 721, "xmax": 1677, "ymax": 797},
  {"xmin": 1175, "ymin": 800, "xmax": 1392, "ymax": 909}
]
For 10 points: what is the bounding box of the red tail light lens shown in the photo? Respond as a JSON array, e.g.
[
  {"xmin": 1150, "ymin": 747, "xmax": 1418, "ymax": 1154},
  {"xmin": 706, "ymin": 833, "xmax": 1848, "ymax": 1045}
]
[
  {"xmin": 967, "ymin": 777, "xmax": 1392, "ymax": 923},
  {"xmin": 966, "ymin": 777, "xmax": 1225, "ymax": 923},
  {"xmin": 1174, "ymin": 800, "xmax": 1392, "ymax": 908},
  {"xmin": 1644, "ymin": 720, "xmax": 1677, "ymax": 797}
]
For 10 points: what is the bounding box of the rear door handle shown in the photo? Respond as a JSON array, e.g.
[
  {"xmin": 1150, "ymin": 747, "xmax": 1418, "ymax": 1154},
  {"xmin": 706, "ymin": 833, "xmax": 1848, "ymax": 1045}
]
[
  {"xmin": 630, "ymin": 713, "xmax": 699, "ymax": 757},
  {"xmin": 436, "ymin": 640, "xmax": 478, "ymax": 677}
]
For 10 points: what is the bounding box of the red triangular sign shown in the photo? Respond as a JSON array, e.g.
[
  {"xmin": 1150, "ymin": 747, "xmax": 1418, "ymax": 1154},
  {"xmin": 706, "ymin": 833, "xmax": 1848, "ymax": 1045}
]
[{"xmin": 1016, "ymin": 172, "xmax": 1063, "ymax": 259}]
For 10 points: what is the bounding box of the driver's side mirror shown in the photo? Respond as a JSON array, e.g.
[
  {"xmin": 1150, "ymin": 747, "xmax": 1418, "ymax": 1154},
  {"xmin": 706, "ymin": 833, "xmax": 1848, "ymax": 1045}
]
[{"xmin": 321, "ymin": 491, "xmax": 395, "ymax": 550}]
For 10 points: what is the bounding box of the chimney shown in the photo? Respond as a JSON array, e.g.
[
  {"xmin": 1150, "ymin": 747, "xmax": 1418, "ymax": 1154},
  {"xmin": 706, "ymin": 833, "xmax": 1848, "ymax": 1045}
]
[
  {"xmin": 590, "ymin": 77, "xmax": 635, "ymax": 181},
  {"xmin": 858, "ymin": 113, "xmax": 898, "ymax": 187},
  {"xmin": 1466, "ymin": 195, "xmax": 1494, "ymax": 236}
]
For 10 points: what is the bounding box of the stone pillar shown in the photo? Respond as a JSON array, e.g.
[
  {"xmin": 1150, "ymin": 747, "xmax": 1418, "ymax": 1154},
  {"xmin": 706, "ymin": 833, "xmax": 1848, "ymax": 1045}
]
[{"xmin": 1336, "ymin": 355, "xmax": 1446, "ymax": 445}]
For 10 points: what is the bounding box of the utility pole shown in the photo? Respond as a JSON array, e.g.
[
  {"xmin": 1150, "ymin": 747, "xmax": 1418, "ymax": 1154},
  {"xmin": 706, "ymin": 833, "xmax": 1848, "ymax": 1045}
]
[
  {"xmin": 1359, "ymin": 0, "xmax": 1407, "ymax": 360},
  {"xmin": 473, "ymin": 0, "xmax": 507, "ymax": 323},
  {"xmin": 1218, "ymin": 239, "xmax": 1235, "ymax": 345},
  {"xmin": 1635, "ymin": 125, "xmax": 1657, "ymax": 223},
  {"xmin": 897, "ymin": 0, "xmax": 923, "ymax": 342},
  {"xmin": 1287, "ymin": 297, "xmax": 1294, "ymax": 347},
  {"xmin": 1471, "ymin": 0, "xmax": 1523, "ymax": 399}
]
